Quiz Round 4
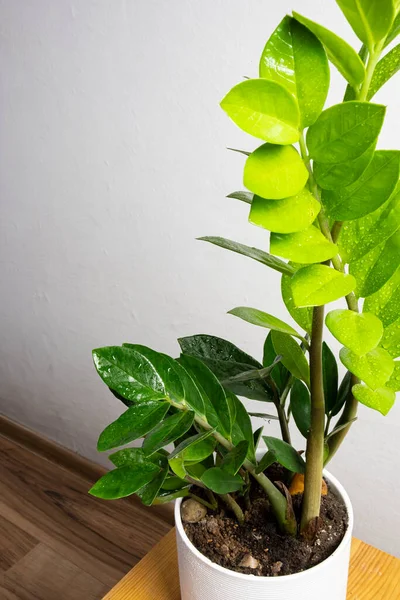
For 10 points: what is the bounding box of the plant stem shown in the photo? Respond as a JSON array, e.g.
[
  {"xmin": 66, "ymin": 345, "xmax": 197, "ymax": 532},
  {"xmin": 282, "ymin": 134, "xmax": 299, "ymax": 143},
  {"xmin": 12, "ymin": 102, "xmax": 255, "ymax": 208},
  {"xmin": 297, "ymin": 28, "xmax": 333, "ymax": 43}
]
[
  {"xmin": 325, "ymin": 374, "xmax": 359, "ymax": 464},
  {"xmin": 300, "ymin": 305, "xmax": 326, "ymax": 535},
  {"xmin": 357, "ymin": 43, "xmax": 383, "ymax": 102},
  {"xmin": 268, "ymin": 375, "xmax": 291, "ymax": 444},
  {"xmin": 188, "ymin": 493, "xmax": 217, "ymax": 511},
  {"xmin": 205, "ymin": 489, "xmax": 218, "ymax": 509},
  {"xmin": 220, "ymin": 493, "xmax": 245, "ymax": 524}
]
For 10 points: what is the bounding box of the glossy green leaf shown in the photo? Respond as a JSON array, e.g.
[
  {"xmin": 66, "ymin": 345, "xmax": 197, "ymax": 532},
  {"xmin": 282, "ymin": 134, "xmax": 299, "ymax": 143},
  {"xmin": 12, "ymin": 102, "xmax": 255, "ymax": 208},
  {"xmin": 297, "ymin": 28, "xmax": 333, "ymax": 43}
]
[
  {"xmin": 228, "ymin": 306, "xmax": 305, "ymax": 341},
  {"xmin": 291, "ymin": 265, "xmax": 356, "ymax": 307},
  {"xmin": 198, "ymin": 236, "xmax": 295, "ymax": 276},
  {"xmin": 168, "ymin": 456, "xmax": 187, "ymax": 479},
  {"xmin": 368, "ymin": 44, "xmax": 400, "ymax": 100},
  {"xmin": 161, "ymin": 475, "xmax": 188, "ymax": 491},
  {"xmin": 249, "ymin": 189, "xmax": 320, "ymax": 234},
  {"xmin": 387, "ymin": 361, "xmax": 400, "ymax": 391},
  {"xmin": 322, "ymin": 151, "xmax": 400, "ymax": 220},
  {"xmin": 326, "ymin": 309, "xmax": 384, "ymax": 355},
  {"xmin": 109, "ymin": 448, "xmax": 150, "ymax": 468},
  {"xmin": 384, "ymin": 12, "xmax": 400, "ymax": 47},
  {"xmin": 227, "ymin": 190, "xmax": 253, "ymax": 204},
  {"xmin": 253, "ymin": 427, "xmax": 264, "ymax": 451},
  {"xmin": 182, "ymin": 436, "xmax": 216, "ymax": 463},
  {"xmin": 271, "ymin": 331, "xmax": 310, "ymax": 386},
  {"xmin": 97, "ymin": 401, "xmax": 169, "ymax": 452},
  {"xmin": 290, "ymin": 379, "xmax": 311, "ymax": 438},
  {"xmin": 351, "ymin": 231, "xmax": 400, "ymax": 297},
  {"xmin": 142, "ymin": 411, "xmax": 195, "ymax": 456},
  {"xmin": 153, "ymin": 488, "xmax": 190, "ymax": 505},
  {"xmin": 259, "ymin": 16, "xmax": 329, "ymax": 128},
  {"xmin": 270, "ymin": 226, "xmax": 338, "ymax": 264},
  {"xmin": 380, "ymin": 318, "xmax": 400, "ymax": 358},
  {"xmin": 322, "ymin": 342, "xmax": 339, "ymax": 416},
  {"xmin": 201, "ymin": 467, "xmax": 244, "ymax": 494},
  {"xmin": 168, "ymin": 429, "xmax": 215, "ymax": 461},
  {"xmin": 293, "ymin": 13, "xmax": 366, "ymax": 88},
  {"xmin": 136, "ymin": 453, "xmax": 169, "ymax": 506},
  {"xmin": 307, "ymin": 102, "xmax": 385, "ymax": 164},
  {"xmin": 255, "ymin": 450, "xmax": 277, "ymax": 474},
  {"xmin": 364, "ymin": 268, "xmax": 400, "ymax": 327},
  {"xmin": 93, "ymin": 346, "xmax": 165, "ymax": 403},
  {"xmin": 249, "ymin": 412, "xmax": 279, "ymax": 421},
  {"xmin": 244, "ymin": 144, "xmax": 309, "ymax": 200},
  {"xmin": 230, "ymin": 393, "xmax": 256, "ymax": 464},
  {"xmin": 123, "ymin": 345, "xmax": 206, "ymax": 417},
  {"xmin": 338, "ymin": 184, "xmax": 400, "ymax": 262},
  {"xmin": 336, "ymin": 0, "xmax": 395, "ymax": 47},
  {"xmin": 221, "ymin": 79, "xmax": 300, "ymax": 144},
  {"xmin": 330, "ymin": 371, "xmax": 353, "ymax": 417},
  {"xmin": 263, "ymin": 436, "xmax": 305, "ymax": 473},
  {"xmin": 89, "ymin": 463, "xmax": 160, "ymax": 500},
  {"xmin": 281, "ymin": 271, "xmax": 313, "ymax": 334},
  {"xmin": 340, "ymin": 347, "xmax": 394, "ymax": 389},
  {"xmin": 178, "ymin": 354, "xmax": 232, "ymax": 439},
  {"xmin": 178, "ymin": 334, "xmax": 272, "ymax": 403},
  {"xmin": 352, "ymin": 384, "xmax": 395, "ymax": 415},
  {"xmin": 263, "ymin": 332, "xmax": 291, "ymax": 392},
  {"xmin": 325, "ymin": 417, "xmax": 358, "ymax": 441},
  {"xmin": 313, "ymin": 143, "xmax": 375, "ymax": 191},
  {"xmin": 221, "ymin": 440, "xmax": 249, "ymax": 475}
]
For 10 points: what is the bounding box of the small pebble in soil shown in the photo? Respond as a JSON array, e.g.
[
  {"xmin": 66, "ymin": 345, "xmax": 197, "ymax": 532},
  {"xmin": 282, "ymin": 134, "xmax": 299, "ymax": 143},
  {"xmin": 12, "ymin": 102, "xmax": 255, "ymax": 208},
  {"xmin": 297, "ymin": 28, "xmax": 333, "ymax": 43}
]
[
  {"xmin": 271, "ymin": 561, "xmax": 283, "ymax": 576},
  {"xmin": 239, "ymin": 554, "xmax": 259, "ymax": 569},
  {"xmin": 181, "ymin": 499, "xmax": 207, "ymax": 523}
]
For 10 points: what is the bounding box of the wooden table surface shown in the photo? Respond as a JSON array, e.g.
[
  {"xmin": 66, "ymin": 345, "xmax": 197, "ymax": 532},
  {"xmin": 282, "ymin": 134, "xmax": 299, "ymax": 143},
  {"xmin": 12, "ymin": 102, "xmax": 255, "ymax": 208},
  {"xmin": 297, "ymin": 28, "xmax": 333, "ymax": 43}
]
[{"xmin": 104, "ymin": 529, "xmax": 400, "ymax": 599}]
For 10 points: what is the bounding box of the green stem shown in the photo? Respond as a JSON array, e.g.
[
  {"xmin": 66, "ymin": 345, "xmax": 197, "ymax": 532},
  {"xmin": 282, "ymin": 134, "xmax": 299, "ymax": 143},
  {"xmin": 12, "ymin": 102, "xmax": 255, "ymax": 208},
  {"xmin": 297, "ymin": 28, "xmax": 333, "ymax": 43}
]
[
  {"xmin": 326, "ymin": 374, "xmax": 359, "ymax": 464},
  {"xmin": 188, "ymin": 493, "xmax": 217, "ymax": 511},
  {"xmin": 220, "ymin": 494, "xmax": 245, "ymax": 524},
  {"xmin": 268, "ymin": 376, "xmax": 291, "ymax": 444},
  {"xmin": 300, "ymin": 305, "xmax": 326, "ymax": 535},
  {"xmin": 205, "ymin": 489, "xmax": 218, "ymax": 509},
  {"xmin": 357, "ymin": 43, "xmax": 383, "ymax": 102}
]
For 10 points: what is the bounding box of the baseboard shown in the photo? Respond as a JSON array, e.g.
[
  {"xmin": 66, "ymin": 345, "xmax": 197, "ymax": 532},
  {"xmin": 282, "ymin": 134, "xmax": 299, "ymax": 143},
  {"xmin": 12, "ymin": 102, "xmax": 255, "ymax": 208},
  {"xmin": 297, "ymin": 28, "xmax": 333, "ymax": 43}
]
[{"xmin": 0, "ymin": 413, "xmax": 174, "ymax": 524}]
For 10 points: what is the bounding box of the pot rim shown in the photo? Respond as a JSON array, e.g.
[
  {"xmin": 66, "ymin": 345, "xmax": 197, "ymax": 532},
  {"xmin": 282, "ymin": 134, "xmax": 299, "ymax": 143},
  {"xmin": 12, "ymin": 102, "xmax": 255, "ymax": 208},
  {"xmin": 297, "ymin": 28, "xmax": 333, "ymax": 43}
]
[{"xmin": 174, "ymin": 468, "xmax": 354, "ymax": 582}]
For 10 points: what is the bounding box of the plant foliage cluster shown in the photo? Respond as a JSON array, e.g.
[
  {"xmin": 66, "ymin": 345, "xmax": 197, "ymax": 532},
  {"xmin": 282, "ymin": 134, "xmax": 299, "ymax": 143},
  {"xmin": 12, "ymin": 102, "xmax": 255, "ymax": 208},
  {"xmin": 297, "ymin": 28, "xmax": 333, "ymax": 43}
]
[{"xmin": 90, "ymin": 1, "xmax": 400, "ymax": 537}]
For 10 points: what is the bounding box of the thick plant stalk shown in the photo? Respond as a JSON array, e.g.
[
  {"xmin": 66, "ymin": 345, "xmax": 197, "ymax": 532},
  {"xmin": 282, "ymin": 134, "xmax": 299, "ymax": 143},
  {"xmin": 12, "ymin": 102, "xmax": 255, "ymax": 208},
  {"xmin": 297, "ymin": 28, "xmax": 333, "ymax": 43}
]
[{"xmin": 300, "ymin": 305, "xmax": 326, "ymax": 537}]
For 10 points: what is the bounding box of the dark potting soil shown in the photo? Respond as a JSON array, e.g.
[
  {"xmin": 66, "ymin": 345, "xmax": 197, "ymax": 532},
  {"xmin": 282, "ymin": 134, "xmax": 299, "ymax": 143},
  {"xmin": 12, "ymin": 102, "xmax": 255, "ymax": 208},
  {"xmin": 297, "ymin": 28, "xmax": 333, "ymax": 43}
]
[{"xmin": 183, "ymin": 470, "xmax": 348, "ymax": 577}]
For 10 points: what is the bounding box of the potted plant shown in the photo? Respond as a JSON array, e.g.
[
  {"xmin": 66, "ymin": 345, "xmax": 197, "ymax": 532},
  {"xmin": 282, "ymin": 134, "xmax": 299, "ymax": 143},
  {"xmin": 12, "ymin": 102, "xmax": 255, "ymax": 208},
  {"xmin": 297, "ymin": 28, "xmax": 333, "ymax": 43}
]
[{"xmin": 89, "ymin": 2, "xmax": 400, "ymax": 599}]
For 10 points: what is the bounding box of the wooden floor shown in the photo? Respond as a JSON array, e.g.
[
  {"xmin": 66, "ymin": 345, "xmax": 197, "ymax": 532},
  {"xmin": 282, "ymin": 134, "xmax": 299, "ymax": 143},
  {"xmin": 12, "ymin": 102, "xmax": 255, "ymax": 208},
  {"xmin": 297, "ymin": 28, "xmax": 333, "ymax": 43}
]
[{"xmin": 0, "ymin": 418, "xmax": 173, "ymax": 600}]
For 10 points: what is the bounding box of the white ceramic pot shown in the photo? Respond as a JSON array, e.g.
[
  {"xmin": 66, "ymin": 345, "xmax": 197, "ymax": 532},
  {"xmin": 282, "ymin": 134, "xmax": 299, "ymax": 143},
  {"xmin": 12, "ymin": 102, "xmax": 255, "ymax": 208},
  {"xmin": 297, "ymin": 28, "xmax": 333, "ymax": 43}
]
[{"xmin": 175, "ymin": 467, "xmax": 353, "ymax": 600}]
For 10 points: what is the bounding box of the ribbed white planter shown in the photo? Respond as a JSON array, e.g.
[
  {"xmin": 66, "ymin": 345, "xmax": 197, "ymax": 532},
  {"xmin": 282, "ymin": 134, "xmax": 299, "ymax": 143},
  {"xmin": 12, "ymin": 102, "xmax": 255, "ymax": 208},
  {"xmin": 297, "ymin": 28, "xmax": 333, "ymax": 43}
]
[{"xmin": 175, "ymin": 468, "xmax": 353, "ymax": 600}]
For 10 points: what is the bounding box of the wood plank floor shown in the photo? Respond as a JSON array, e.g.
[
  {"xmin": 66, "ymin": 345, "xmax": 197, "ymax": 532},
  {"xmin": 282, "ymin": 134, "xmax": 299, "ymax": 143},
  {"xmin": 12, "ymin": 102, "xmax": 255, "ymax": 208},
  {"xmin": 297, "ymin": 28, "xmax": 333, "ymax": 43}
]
[{"xmin": 0, "ymin": 423, "xmax": 173, "ymax": 599}]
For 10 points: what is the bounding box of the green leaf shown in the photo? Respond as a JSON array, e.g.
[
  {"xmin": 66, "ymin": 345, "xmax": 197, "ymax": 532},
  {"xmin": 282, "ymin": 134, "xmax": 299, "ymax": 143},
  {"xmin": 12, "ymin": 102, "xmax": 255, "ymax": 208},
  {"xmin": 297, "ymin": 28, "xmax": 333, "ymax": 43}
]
[
  {"xmin": 249, "ymin": 412, "xmax": 279, "ymax": 421},
  {"xmin": 230, "ymin": 393, "xmax": 256, "ymax": 463},
  {"xmin": 97, "ymin": 401, "xmax": 169, "ymax": 452},
  {"xmin": 322, "ymin": 343, "xmax": 339, "ymax": 416},
  {"xmin": 387, "ymin": 361, "xmax": 400, "ymax": 391},
  {"xmin": 220, "ymin": 78, "xmax": 300, "ymax": 144},
  {"xmin": 364, "ymin": 267, "xmax": 400, "ymax": 327},
  {"xmin": 384, "ymin": 12, "xmax": 400, "ymax": 47},
  {"xmin": 142, "ymin": 411, "xmax": 195, "ymax": 456},
  {"xmin": 153, "ymin": 488, "xmax": 191, "ymax": 504},
  {"xmin": 307, "ymin": 102, "xmax": 385, "ymax": 164},
  {"xmin": 270, "ymin": 227, "xmax": 339, "ymax": 264},
  {"xmin": 92, "ymin": 346, "xmax": 165, "ymax": 403},
  {"xmin": 352, "ymin": 384, "xmax": 395, "ymax": 415},
  {"xmin": 322, "ymin": 151, "xmax": 400, "ymax": 220},
  {"xmin": 351, "ymin": 232, "xmax": 400, "ymax": 297},
  {"xmin": 325, "ymin": 417, "xmax": 358, "ymax": 441},
  {"xmin": 281, "ymin": 271, "xmax": 313, "ymax": 334},
  {"xmin": 228, "ymin": 306, "xmax": 305, "ymax": 341},
  {"xmin": 263, "ymin": 436, "xmax": 305, "ymax": 473},
  {"xmin": 336, "ymin": 0, "xmax": 395, "ymax": 47},
  {"xmin": 263, "ymin": 332, "xmax": 290, "ymax": 392},
  {"xmin": 290, "ymin": 379, "xmax": 311, "ymax": 438},
  {"xmin": 168, "ymin": 455, "xmax": 187, "ymax": 479},
  {"xmin": 291, "ymin": 265, "xmax": 356, "ymax": 307},
  {"xmin": 89, "ymin": 463, "xmax": 160, "ymax": 500},
  {"xmin": 340, "ymin": 347, "xmax": 394, "ymax": 389},
  {"xmin": 137, "ymin": 453, "xmax": 169, "ymax": 506},
  {"xmin": 168, "ymin": 429, "xmax": 215, "ymax": 461},
  {"xmin": 255, "ymin": 450, "xmax": 277, "ymax": 474},
  {"xmin": 313, "ymin": 143, "xmax": 375, "ymax": 190},
  {"xmin": 221, "ymin": 440, "xmax": 249, "ymax": 475},
  {"xmin": 271, "ymin": 331, "xmax": 310, "ymax": 386},
  {"xmin": 369, "ymin": 44, "xmax": 400, "ymax": 100},
  {"xmin": 249, "ymin": 189, "xmax": 320, "ymax": 234},
  {"xmin": 380, "ymin": 318, "xmax": 400, "ymax": 358},
  {"xmin": 227, "ymin": 190, "xmax": 253, "ymax": 204},
  {"xmin": 178, "ymin": 354, "xmax": 232, "ymax": 439},
  {"xmin": 201, "ymin": 467, "xmax": 244, "ymax": 494},
  {"xmin": 326, "ymin": 309, "xmax": 384, "ymax": 355},
  {"xmin": 253, "ymin": 426, "xmax": 264, "ymax": 450},
  {"xmin": 293, "ymin": 12, "xmax": 366, "ymax": 88},
  {"xmin": 244, "ymin": 144, "xmax": 309, "ymax": 200},
  {"xmin": 259, "ymin": 16, "xmax": 330, "ymax": 128},
  {"xmin": 179, "ymin": 335, "xmax": 272, "ymax": 403},
  {"xmin": 329, "ymin": 371, "xmax": 353, "ymax": 417},
  {"xmin": 182, "ymin": 436, "xmax": 216, "ymax": 463},
  {"xmin": 109, "ymin": 447, "xmax": 150, "ymax": 467},
  {"xmin": 338, "ymin": 184, "xmax": 400, "ymax": 262},
  {"xmin": 161, "ymin": 475, "xmax": 188, "ymax": 491},
  {"xmin": 198, "ymin": 236, "xmax": 295, "ymax": 276}
]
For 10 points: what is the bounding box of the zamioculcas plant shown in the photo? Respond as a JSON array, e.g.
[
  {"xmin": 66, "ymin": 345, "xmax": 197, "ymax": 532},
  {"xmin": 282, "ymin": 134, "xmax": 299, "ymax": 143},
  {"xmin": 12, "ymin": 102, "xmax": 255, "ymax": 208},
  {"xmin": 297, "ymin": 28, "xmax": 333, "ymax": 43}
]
[{"xmin": 90, "ymin": 0, "xmax": 400, "ymax": 593}]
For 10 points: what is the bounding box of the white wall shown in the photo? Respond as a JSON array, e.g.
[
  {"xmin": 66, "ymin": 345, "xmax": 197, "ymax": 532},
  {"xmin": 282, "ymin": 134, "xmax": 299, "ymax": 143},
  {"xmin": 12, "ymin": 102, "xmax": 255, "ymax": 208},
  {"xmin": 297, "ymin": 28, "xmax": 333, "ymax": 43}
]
[{"xmin": 1, "ymin": 0, "xmax": 399, "ymax": 556}]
